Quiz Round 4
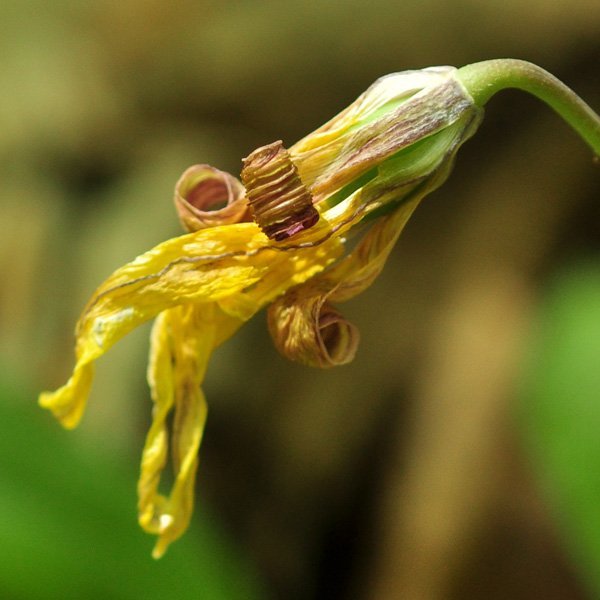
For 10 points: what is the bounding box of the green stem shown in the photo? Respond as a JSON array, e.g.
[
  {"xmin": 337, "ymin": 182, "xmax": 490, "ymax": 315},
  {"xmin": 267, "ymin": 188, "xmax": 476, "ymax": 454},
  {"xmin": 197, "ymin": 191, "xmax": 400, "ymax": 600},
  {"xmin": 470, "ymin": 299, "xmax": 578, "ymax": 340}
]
[{"xmin": 457, "ymin": 59, "xmax": 600, "ymax": 156}]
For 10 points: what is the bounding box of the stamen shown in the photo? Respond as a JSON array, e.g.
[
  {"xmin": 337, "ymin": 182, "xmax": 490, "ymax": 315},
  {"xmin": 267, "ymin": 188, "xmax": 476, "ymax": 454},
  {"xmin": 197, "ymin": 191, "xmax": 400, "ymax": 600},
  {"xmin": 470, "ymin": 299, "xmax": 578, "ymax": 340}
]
[{"xmin": 241, "ymin": 141, "xmax": 319, "ymax": 241}]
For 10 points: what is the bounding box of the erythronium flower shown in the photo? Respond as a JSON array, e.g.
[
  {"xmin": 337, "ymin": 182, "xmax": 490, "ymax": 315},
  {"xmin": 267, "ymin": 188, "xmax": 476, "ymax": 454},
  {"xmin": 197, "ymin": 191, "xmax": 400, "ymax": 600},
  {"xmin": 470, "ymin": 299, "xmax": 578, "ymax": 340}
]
[{"xmin": 39, "ymin": 60, "xmax": 600, "ymax": 558}]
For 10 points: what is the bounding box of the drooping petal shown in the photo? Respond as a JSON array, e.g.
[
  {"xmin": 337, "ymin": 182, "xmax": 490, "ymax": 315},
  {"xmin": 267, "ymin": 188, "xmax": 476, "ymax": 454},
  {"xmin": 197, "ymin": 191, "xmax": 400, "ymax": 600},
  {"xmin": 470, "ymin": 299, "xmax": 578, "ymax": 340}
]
[
  {"xmin": 139, "ymin": 303, "xmax": 241, "ymax": 558},
  {"xmin": 38, "ymin": 359, "xmax": 95, "ymax": 429},
  {"xmin": 267, "ymin": 194, "xmax": 423, "ymax": 366},
  {"xmin": 318, "ymin": 198, "xmax": 422, "ymax": 303},
  {"xmin": 39, "ymin": 221, "xmax": 344, "ymax": 428},
  {"xmin": 138, "ymin": 311, "xmax": 173, "ymax": 543},
  {"xmin": 267, "ymin": 290, "xmax": 359, "ymax": 368}
]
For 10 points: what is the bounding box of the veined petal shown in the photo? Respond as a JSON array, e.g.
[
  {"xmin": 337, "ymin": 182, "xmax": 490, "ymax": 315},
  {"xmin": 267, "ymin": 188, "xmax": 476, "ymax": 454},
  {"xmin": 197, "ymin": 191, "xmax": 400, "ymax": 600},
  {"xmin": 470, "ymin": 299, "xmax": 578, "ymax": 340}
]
[
  {"xmin": 217, "ymin": 230, "xmax": 344, "ymax": 321},
  {"xmin": 317, "ymin": 197, "xmax": 422, "ymax": 303},
  {"xmin": 81, "ymin": 217, "xmax": 348, "ymax": 326},
  {"xmin": 139, "ymin": 304, "xmax": 240, "ymax": 558},
  {"xmin": 39, "ymin": 219, "xmax": 344, "ymax": 428},
  {"xmin": 38, "ymin": 224, "xmax": 256, "ymax": 428},
  {"xmin": 267, "ymin": 194, "xmax": 422, "ymax": 366},
  {"xmin": 290, "ymin": 68, "xmax": 459, "ymax": 159},
  {"xmin": 268, "ymin": 290, "xmax": 360, "ymax": 368},
  {"xmin": 290, "ymin": 67, "xmax": 478, "ymax": 204}
]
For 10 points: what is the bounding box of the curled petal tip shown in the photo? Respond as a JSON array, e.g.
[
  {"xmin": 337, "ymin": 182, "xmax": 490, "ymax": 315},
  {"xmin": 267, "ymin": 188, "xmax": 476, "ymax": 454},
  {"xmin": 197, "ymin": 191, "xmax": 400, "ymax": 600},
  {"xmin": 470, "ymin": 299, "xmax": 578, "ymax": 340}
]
[
  {"xmin": 175, "ymin": 164, "xmax": 250, "ymax": 232},
  {"xmin": 268, "ymin": 292, "xmax": 359, "ymax": 368},
  {"xmin": 317, "ymin": 305, "xmax": 360, "ymax": 367}
]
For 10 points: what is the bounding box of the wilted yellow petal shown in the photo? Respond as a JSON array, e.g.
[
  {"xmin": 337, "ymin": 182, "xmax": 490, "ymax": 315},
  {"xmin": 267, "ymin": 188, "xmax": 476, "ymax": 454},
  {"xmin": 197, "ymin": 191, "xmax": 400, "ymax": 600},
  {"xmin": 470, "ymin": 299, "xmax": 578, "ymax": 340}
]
[
  {"xmin": 322, "ymin": 197, "xmax": 422, "ymax": 303},
  {"xmin": 267, "ymin": 195, "xmax": 422, "ymax": 366},
  {"xmin": 39, "ymin": 220, "xmax": 343, "ymax": 428},
  {"xmin": 38, "ymin": 361, "xmax": 94, "ymax": 429},
  {"xmin": 139, "ymin": 303, "xmax": 242, "ymax": 558},
  {"xmin": 268, "ymin": 291, "xmax": 360, "ymax": 368}
]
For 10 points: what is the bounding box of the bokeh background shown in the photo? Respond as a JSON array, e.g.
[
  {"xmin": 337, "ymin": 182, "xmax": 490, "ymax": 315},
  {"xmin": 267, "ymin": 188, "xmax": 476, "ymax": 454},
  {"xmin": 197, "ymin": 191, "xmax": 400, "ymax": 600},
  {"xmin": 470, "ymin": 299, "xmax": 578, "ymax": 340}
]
[{"xmin": 2, "ymin": 1, "xmax": 600, "ymax": 598}]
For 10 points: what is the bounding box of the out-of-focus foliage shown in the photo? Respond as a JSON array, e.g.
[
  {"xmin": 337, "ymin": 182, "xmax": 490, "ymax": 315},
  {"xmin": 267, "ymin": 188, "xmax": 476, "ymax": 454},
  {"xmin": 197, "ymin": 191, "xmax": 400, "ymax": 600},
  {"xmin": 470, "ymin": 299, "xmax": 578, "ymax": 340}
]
[
  {"xmin": 1, "ymin": 0, "xmax": 600, "ymax": 598},
  {"xmin": 0, "ymin": 373, "xmax": 266, "ymax": 600},
  {"xmin": 518, "ymin": 260, "xmax": 600, "ymax": 599}
]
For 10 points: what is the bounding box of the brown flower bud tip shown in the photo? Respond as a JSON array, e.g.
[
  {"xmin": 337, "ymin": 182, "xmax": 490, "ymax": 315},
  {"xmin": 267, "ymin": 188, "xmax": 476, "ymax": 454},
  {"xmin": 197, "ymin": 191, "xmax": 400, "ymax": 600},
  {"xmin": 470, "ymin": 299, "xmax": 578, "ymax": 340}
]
[{"xmin": 241, "ymin": 141, "xmax": 319, "ymax": 241}]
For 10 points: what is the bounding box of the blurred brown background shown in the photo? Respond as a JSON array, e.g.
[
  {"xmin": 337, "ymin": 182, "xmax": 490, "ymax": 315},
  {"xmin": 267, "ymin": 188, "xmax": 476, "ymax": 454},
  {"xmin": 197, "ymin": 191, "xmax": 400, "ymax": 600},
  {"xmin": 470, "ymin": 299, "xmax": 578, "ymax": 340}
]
[{"xmin": 2, "ymin": 1, "xmax": 600, "ymax": 599}]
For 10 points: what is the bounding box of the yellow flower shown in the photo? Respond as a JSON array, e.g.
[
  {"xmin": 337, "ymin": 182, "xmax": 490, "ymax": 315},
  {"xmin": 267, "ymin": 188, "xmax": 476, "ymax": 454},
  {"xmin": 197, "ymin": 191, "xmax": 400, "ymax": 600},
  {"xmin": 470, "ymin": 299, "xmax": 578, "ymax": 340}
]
[{"xmin": 39, "ymin": 66, "xmax": 482, "ymax": 558}]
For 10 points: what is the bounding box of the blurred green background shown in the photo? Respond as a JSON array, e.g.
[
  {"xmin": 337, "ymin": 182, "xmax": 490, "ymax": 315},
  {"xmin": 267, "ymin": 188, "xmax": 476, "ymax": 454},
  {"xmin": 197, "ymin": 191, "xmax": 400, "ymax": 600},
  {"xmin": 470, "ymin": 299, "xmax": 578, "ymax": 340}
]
[{"xmin": 1, "ymin": 1, "xmax": 600, "ymax": 598}]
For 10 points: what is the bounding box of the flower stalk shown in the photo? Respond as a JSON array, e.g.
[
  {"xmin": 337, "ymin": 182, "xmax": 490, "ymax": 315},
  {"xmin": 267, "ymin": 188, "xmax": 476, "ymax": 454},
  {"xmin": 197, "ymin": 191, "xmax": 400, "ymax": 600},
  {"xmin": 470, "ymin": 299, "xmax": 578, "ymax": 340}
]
[{"xmin": 457, "ymin": 59, "xmax": 600, "ymax": 156}]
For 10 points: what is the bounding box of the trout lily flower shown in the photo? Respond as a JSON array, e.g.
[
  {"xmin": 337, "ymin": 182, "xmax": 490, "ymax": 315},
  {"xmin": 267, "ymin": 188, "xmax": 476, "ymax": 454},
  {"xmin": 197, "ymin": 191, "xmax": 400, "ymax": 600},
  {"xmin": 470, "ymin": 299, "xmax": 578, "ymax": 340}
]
[{"xmin": 40, "ymin": 66, "xmax": 483, "ymax": 558}]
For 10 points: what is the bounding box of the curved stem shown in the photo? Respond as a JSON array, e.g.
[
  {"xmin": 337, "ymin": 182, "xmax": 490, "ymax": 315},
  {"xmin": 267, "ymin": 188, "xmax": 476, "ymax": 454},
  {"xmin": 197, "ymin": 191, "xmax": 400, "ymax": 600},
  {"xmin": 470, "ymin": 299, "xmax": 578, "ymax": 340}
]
[{"xmin": 457, "ymin": 59, "xmax": 600, "ymax": 156}]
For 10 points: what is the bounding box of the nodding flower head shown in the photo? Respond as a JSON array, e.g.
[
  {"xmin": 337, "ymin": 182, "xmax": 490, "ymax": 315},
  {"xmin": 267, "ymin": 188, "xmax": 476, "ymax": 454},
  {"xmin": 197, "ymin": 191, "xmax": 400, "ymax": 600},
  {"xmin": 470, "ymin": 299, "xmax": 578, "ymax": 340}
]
[{"xmin": 39, "ymin": 65, "xmax": 482, "ymax": 558}]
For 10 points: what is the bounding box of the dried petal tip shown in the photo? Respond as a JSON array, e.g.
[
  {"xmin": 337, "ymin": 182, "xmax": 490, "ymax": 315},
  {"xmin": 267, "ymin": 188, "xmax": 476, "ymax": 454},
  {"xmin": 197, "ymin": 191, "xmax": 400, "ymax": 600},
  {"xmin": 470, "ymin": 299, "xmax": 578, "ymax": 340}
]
[
  {"xmin": 175, "ymin": 165, "xmax": 249, "ymax": 232},
  {"xmin": 241, "ymin": 140, "xmax": 319, "ymax": 241},
  {"xmin": 268, "ymin": 292, "xmax": 360, "ymax": 368}
]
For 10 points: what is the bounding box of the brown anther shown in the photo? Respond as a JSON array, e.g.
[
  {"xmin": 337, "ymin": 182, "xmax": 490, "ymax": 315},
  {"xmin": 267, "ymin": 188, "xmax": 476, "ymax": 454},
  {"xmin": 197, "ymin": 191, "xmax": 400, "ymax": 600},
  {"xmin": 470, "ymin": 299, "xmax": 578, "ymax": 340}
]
[{"xmin": 241, "ymin": 141, "xmax": 319, "ymax": 241}]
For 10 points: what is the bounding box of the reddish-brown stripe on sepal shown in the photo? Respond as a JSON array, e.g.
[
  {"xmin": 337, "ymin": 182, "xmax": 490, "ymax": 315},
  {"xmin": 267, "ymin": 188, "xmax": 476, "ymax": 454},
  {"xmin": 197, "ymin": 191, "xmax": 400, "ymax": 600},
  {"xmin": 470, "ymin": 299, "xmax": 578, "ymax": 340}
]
[{"xmin": 241, "ymin": 140, "xmax": 319, "ymax": 241}]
